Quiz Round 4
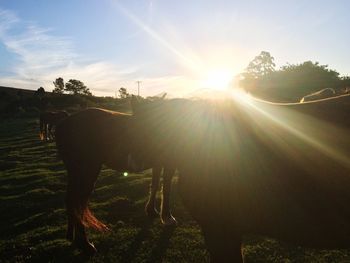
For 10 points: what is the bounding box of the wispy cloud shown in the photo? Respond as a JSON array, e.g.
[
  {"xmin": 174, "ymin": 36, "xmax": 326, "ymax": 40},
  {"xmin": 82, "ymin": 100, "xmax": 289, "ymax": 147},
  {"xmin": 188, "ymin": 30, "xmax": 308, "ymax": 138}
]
[
  {"xmin": 0, "ymin": 7, "xmax": 208, "ymax": 97},
  {"xmin": 0, "ymin": 8, "xmax": 141, "ymax": 96},
  {"xmin": 0, "ymin": 9, "xmax": 76, "ymax": 78}
]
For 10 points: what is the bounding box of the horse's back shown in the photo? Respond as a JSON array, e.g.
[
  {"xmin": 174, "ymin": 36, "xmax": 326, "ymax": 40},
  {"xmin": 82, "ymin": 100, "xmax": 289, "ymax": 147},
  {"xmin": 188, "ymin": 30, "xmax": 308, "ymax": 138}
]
[{"xmin": 55, "ymin": 108, "xmax": 132, "ymax": 169}]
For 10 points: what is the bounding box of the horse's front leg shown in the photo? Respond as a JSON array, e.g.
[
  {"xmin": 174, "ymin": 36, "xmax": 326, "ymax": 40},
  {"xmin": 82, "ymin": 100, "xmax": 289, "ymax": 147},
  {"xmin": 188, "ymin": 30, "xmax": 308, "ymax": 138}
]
[
  {"xmin": 145, "ymin": 165, "xmax": 161, "ymax": 217},
  {"xmin": 161, "ymin": 167, "xmax": 177, "ymax": 226}
]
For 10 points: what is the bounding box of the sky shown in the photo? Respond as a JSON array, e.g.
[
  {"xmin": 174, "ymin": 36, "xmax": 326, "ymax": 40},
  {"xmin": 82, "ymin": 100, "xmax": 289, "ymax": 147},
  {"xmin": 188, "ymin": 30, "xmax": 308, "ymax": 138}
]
[{"xmin": 0, "ymin": 0, "xmax": 350, "ymax": 97}]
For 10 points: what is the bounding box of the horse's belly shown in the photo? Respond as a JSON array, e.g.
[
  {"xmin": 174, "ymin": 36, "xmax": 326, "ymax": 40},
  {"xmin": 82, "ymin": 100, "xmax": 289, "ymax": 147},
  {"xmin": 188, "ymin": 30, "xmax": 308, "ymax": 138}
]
[{"xmin": 104, "ymin": 151, "xmax": 129, "ymax": 171}]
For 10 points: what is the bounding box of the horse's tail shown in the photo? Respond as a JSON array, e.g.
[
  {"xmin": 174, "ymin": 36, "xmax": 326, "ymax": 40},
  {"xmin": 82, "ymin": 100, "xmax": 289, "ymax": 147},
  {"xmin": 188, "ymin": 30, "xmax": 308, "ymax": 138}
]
[
  {"xmin": 81, "ymin": 206, "xmax": 108, "ymax": 231},
  {"xmin": 39, "ymin": 114, "xmax": 45, "ymax": 140},
  {"xmin": 66, "ymin": 181, "xmax": 108, "ymax": 232}
]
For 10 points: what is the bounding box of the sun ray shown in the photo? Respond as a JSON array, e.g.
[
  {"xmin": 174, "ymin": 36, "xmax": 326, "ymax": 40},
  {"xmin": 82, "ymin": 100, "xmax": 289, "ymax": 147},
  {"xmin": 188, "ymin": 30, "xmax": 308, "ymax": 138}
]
[
  {"xmin": 231, "ymin": 92, "xmax": 350, "ymax": 168},
  {"xmin": 115, "ymin": 2, "xmax": 202, "ymax": 74}
]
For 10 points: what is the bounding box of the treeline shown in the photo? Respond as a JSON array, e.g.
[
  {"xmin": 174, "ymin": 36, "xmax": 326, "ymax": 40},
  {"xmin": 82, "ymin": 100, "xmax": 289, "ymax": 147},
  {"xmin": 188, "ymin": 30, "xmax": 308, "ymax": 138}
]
[
  {"xmin": 0, "ymin": 84, "xmax": 131, "ymax": 118},
  {"xmin": 52, "ymin": 77, "xmax": 92, "ymax": 96},
  {"xmin": 239, "ymin": 51, "xmax": 350, "ymax": 102}
]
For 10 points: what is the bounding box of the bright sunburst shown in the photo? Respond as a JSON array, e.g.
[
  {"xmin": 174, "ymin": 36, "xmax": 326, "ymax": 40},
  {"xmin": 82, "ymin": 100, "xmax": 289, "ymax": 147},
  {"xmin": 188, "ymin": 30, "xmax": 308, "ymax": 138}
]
[{"xmin": 200, "ymin": 68, "xmax": 234, "ymax": 91}]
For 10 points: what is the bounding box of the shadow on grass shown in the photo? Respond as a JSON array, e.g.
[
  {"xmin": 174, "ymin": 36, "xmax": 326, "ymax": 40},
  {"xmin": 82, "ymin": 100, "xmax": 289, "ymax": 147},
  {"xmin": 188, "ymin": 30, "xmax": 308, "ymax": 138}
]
[
  {"xmin": 148, "ymin": 225, "xmax": 176, "ymax": 263},
  {"xmin": 118, "ymin": 219, "xmax": 152, "ymax": 263}
]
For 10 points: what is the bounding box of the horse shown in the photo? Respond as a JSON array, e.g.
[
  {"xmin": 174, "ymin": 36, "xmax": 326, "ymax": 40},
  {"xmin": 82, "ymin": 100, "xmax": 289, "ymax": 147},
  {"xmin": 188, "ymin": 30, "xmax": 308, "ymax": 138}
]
[
  {"xmin": 39, "ymin": 110, "xmax": 69, "ymax": 141},
  {"xmin": 130, "ymin": 93, "xmax": 350, "ymax": 263},
  {"xmin": 300, "ymin": 88, "xmax": 336, "ymax": 103},
  {"xmin": 54, "ymin": 107, "xmax": 175, "ymax": 256},
  {"xmin": 55, "ymin": 108, "xmax": 142, "ymax": 255}
]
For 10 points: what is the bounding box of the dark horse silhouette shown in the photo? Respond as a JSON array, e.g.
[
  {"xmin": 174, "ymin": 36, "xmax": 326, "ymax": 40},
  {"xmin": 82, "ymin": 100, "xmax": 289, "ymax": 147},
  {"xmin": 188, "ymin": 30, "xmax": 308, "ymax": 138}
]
[
  {"xmin": 39, "ymin": 111, "xmax": 69, "ymax": 141},
  {"xmin": 54, "ymin": 107, "xmax": 175, "ymax": 256},
  {"xmin": 55, "ymin": 108, "xmax": 140, "ymax": 255},
  {"xmin": 130, "ymin": 93, "xmax": 350, "ymax": 263}
]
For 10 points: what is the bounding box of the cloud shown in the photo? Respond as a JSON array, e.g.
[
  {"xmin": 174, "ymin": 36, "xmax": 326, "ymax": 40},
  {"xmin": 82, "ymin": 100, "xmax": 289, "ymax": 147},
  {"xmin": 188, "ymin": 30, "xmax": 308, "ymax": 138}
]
[
  {"xmin": 0, "ymin": 7, "xmax": 204, "ymax": 97},
  {"xmin": 0, "ymin": 8, "xmax": 139, "ymax": 96},
  {"xmin": 0, "ymin": 9, "xmax": 76, "ymax": 76}
]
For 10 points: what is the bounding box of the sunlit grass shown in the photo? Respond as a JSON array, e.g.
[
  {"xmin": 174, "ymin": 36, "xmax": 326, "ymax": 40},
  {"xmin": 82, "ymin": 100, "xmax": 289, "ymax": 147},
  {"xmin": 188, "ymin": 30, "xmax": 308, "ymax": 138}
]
[{"xmin": 1, "ymin": 118, "xmax": 350, "ymax": 262}]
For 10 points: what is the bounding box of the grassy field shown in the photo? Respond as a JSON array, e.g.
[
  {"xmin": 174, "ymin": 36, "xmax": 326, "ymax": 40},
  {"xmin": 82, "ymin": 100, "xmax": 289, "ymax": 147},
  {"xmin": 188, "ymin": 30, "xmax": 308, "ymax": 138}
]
[{"xmin": 1, "ymin": 118, "xmax": 350, "ymax": 262}]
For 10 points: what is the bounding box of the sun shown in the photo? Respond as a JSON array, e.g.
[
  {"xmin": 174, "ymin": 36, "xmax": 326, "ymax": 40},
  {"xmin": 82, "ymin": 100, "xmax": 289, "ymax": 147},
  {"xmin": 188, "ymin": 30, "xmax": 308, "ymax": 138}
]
[{"xmin": 200, "ymin": 68, "xmax": 234, "ymax": 91}]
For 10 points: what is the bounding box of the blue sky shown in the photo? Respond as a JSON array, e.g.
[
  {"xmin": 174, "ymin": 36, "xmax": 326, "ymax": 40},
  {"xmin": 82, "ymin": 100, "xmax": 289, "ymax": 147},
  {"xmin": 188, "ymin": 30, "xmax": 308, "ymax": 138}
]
[{"xmin": 0, "ymin": 0, "xmax": 349, "ymax": 97}]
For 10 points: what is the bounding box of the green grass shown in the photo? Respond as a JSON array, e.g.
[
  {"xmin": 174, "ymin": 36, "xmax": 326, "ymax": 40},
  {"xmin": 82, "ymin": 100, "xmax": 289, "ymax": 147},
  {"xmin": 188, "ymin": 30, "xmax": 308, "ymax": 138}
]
[{"xmin": 1, "ymin": 118, "xmax": 350, "ymax": 262}]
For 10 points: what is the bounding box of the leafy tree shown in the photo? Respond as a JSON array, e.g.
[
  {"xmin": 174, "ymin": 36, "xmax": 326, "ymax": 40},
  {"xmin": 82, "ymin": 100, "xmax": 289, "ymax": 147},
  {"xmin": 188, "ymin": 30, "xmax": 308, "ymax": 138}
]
[
  {"xmin": 35, "ymin": 87, "xmax": 45, "ymax": 97},
  {"xmin": 240, "ymin": 51, "xmax": 275, "ymax": 91},
  {"xmin": 246, "ymin": 51, "xmax": 275, "ymax": 78},
  {"xmin": 53, "ymin": 78, "xmax": 65, "ymax": 94},
  {"xmin": 118, "ymin": 87, "xmax": 129, "ymax": 98},
  {"xmin": 65, "ymin": 79, "xmax": 92, "ymax": 96}
]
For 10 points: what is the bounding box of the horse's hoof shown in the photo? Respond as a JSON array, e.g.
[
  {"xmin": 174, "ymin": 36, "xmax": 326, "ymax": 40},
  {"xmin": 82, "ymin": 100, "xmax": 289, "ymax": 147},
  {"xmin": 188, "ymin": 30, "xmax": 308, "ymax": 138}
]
[
  {"xmin": 73, "ymin": 240, "xmax": 97, "ymax": 256},
  {"xmin": 161, "ymin": 215, "xmax": 177, "ymax": 226},
  {"xmin": 145, "ymin": 206, "xmax": 159, "ymax": 218},
  {"xmin": 84, "ymin": 242, "xmax": 97, "ymax": 257}
]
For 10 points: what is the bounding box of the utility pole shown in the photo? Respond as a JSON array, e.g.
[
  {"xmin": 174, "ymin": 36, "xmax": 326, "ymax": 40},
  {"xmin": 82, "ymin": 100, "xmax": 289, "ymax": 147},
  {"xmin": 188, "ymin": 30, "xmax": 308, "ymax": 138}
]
[{"xmin": 136, "ymin": 81, "xmax": 142, "ymax": 97}]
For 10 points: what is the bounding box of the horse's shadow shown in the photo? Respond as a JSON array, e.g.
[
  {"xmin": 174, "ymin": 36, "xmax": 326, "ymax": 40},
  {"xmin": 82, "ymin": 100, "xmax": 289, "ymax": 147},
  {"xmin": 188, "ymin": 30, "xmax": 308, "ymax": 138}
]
[
  {"xmin": 120, "ymin": 220, "xmax": 176, "ymax": 263},
  {"xmin": 148, "ymin": 224, "xmax": 176, "ymax": 262}
]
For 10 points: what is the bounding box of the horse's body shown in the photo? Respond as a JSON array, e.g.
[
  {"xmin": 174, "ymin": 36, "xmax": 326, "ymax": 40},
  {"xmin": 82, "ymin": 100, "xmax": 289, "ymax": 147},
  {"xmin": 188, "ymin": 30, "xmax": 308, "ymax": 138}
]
[
  {"xmin": 131, "ymin": 94, "xmax": 350, "ymax": 263},
  {"xmin": 55, "ymin": 108, "xmax": 145, "ymax": 255},
  {"xmin": 300, "ymin": 88, "xmax": 336, "ymax": 103},
  {"xmin": 40, "ymin": 111, "xmax": 69, "ymax": 141},
  {"xmin": 55, "ymin": 107, "xmax": 177, "ymax": 255}
]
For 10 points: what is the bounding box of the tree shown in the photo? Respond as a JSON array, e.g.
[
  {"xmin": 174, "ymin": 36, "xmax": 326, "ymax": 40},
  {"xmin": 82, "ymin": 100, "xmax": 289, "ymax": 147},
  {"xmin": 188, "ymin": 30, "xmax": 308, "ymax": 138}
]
[
  {"xmin": 53, "ymin": 78, "xmax": 65, "ymax": 94},
  {"xmin": 239, "ymin": 51, "xmax": 276, "ymax": 92},
  {"xmin": 65, "ymin": 79, "xmax": 92, "ymax": 96},
  {"xmin": 118, "ymin": 87, "xmax": 129, "ymax": 98},
  {"xmin": 245, "ymin": 51, "xmax": 276, "ymax": 78},
  {"xmin": 35, "ymin": 87, "xmax": 45, "ymax": 98}
]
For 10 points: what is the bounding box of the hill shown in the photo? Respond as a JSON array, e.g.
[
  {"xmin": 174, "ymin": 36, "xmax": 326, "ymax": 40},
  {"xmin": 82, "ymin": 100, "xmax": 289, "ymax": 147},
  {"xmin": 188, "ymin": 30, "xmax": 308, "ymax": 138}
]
[{"xmin": 0, "ymin": 86, "xmax": 131, "ymax": 118}]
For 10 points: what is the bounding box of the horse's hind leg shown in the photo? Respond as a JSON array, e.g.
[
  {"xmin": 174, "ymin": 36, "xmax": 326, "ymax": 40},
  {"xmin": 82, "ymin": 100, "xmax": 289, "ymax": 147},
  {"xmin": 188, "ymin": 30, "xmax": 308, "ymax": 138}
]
[
  {"xmin": 160, "ymin": 167, "xmax": 177, "ymax": 225},
  {"xmin": 145, "ymin": 165, "xmax": 162, "ymax": 217},
  {"xmin": 75, "ymin": 221, "xmax": 97, "ymax": 256},
  {"xmin": 74, "ymin": 164, "xmax": 101, "ymax": 256},
  {"xmin": 66, "ymin": 163, "xmax": 101, "ymax": 256},
  {"xmin": 65, "ymin": 166, "xmax": 78, "ymax": 242}
]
